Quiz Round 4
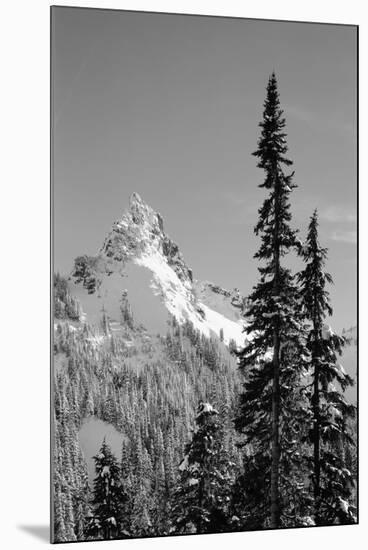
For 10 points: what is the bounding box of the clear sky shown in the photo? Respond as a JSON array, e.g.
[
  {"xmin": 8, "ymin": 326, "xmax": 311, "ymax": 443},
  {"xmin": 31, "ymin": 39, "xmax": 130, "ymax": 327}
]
[{"xmin": 52, "ymin": 7, "xmax": 357, "ymax": 332}]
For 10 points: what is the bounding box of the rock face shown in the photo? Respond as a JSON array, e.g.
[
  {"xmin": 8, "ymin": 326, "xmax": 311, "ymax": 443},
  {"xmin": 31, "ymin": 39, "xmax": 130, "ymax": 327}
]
[{"xmin": 71, "ymin": 193, "xmax": 247, "ymax": 347}]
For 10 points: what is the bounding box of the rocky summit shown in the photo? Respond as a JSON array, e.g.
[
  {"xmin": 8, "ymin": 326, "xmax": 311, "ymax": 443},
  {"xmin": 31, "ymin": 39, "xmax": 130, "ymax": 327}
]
[{"xmin": 70, "ymin": 193, "xmax": 247, "ymax": 347}]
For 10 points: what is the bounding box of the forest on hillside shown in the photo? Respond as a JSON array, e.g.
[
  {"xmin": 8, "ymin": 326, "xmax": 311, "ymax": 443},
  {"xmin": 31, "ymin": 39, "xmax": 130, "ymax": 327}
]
[{"xmin": 52, "ymin": 74, "xmax": 357, "ymax": 543}]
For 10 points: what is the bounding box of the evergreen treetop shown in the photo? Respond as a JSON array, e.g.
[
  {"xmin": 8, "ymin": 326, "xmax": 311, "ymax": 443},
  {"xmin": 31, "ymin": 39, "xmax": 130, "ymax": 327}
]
[
  {"xmin": 172, "ymin": 401, "xmax": 232, "ymax": 534},
  {"xmin": 236, "ymin": 73, "xmax": 309, "ymax": 529},
  {"xmin": 88, "ymin": 439, "xmax": 128, "ymax": 540}
]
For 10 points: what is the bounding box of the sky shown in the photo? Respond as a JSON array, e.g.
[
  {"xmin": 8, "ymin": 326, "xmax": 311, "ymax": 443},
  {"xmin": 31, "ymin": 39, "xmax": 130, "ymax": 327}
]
[{"xmin": 52, "ymin": 7, "xmax": 357, "ymax": 332}]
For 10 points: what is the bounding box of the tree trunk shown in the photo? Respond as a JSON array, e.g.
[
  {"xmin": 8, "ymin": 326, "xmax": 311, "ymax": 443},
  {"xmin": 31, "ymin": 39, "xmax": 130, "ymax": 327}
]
[
  {"xmin": 270, "ymin": 175, "xmax": 281, "ymax": 529},
  {"xmin": 270, "ymin": 329, "xmax": 281, "ymax": 528},
  {"xmin": 312, "ymin": 337, "xmax": 320, "ymax": 523}
]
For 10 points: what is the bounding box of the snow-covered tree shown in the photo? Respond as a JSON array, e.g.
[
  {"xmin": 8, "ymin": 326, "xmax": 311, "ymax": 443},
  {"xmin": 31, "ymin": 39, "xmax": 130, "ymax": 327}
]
[
  {"xmin": 54, "ymin": 486, "xmax": 68, "ymax": 542},
  {"xmin": 235, "ymin": 73, "xmax": 309, "ymax": 528},
  {"xmin": 87, "ymin": 440, "xmax": 128, "ymax": 539},
  {"xmin": 54, "ymin": 273, "xmax": 81, "ymax": 320},
  {"xmin": 129, "ymin": 435, "xmax": 154, "ymax": 537},
  {"xmin": 120, "ymin": 291, "xmax": 134, "ymax": 329},
  {"xmin": 172, "ymin": 402, "xmax": 232, "ymax": 534},
  {"xmin": 53, "ymin": 278, "xmax": 242, "ymax": 539},
  {"xmin": 297, "ymin": 210, "xmax": 356, "ymax": 524}
]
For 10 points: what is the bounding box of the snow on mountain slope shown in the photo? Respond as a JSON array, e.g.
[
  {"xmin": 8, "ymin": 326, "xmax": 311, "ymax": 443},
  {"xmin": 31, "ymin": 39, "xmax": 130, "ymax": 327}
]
[
  {"xmin": 70, "ymin": 193, "xmax": 247, "ymax": 347},
  {"xmin": 198, "ymin": 303, "xmax": 245, "ymax": 346},
  {"xmin": 135, "ymin": 250, "xmax": 246, "ymax": 346}
]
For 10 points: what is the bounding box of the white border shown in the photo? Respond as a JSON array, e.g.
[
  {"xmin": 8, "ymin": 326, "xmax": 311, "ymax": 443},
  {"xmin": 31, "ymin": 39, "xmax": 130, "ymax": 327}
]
[{"xmin": 1, "ymin": 1, "xmax": 365, "ymax": 548}]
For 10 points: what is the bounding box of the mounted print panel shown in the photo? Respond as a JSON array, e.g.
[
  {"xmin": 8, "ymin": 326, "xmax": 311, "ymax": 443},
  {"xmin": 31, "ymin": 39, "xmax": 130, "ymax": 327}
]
[{"xmin": 51, "ymin": 6, "xmax": 358, "ymax": 543}]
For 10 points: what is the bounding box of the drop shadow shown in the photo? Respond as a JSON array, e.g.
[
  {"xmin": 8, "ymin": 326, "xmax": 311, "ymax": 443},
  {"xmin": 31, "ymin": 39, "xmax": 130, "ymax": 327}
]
[{"xmin": 17, "ymin": 525, "xmax": 50, "ymax": 543}]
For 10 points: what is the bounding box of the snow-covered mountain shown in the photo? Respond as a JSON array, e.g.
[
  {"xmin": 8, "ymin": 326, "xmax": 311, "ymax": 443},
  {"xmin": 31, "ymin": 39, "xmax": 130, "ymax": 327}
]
[{"xmin": 70, "ymin": 193, "xmax": 247, "ymax": 347}]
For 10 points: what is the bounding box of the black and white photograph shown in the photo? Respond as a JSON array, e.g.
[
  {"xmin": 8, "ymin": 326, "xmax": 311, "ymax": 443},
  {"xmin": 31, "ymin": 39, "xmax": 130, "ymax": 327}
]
[{"xmin": 51, "ymin": 6, "xmax": 358, "ymax": 544}]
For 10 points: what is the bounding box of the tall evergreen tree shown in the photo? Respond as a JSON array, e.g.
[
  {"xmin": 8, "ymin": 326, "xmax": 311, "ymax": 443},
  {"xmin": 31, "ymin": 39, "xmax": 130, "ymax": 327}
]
[
  {"xmin": 87, "ymin": 440, "xmax": 128, "ymax": 540},
  {"xmin": 297, "ymin": 210, "xmax": 356, "ymax": 524},
  {"xmin": 235, "ymin": 73, "xmax": 309, "ymax": 528},
  {"xmin": 172, "ymin": 402, "xmax": 231, "ymax": 534}
]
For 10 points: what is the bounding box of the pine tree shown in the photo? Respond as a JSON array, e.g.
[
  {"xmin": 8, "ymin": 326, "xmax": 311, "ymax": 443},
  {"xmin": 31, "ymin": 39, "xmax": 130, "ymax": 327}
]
[
  {"xmin": 129, "ymin": 434, "xmax": 154, "ymax": 536},
  {"xmin": 64, "ymin": 489, "xmax": 77, "ymax": 541},
  {"xmin": 120, "ymin": 291, "xmax": 134, "ymax": 329},
  {"xmin": 235, "ymin": 73, "xmax": 309, "ymax": 528},
  {"xmin": 87, "ymin": 440, "xmax": 128, "ymax": 540},
  {"xmin": 297, "ymin": 210, "xmax": 356, "ymax": 525},
  {"xmin": 54, "ymin": 486, "xmax": 68, "ymax": 542},
  {"xmin": 54, "ymin": 273, "xmax": 81, "ymax": 320},
  {"xmin": 172, "ymin": 402, "xmax": 231, "ymax": 534},
  {"xmin": 101, "ymin": 306, "xmax": 110, "ymax": 336},
  {"xmin": 130, "ymin": 484, "xmax": 153, "ymax": 536}
]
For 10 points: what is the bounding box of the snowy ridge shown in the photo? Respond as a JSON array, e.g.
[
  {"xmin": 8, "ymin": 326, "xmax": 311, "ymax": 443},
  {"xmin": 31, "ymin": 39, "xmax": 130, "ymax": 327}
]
[{"xmin": 135, "ymin": 250, "xmax": 246, "ymax": 346}]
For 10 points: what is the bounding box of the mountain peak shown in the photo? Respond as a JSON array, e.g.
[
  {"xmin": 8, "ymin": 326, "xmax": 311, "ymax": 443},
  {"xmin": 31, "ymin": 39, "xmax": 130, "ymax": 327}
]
[
  {"xmin": 129, "ymin": 191, "xmax": 155, "ymax": 214},
  {"xmin": 126, "ymin": 192, "xmax": 160, "ymax": 228},
  {"xmin": 70, "ymin": 193, "xmax": 247, "ymax": 347},
  {"xmin": 100, "ymin": 193, "xmax": 191, "ymax": 285},
  {"xmin": 129, "ymin": 191, "xmax": 144, "ymax": 205}
]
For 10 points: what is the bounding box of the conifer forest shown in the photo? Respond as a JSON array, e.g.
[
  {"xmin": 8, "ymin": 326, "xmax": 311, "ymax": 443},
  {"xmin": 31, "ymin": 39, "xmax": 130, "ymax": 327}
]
[{"xmin": 52, "ymin": 73, "xmax": 357, "ymax": 542}]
